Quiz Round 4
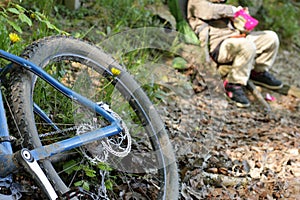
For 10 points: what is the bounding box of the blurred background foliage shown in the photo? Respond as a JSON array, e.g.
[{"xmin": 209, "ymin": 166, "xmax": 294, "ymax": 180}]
[
  {"xmin": 229, "ymin": 0, "xmax": 300, "ymax": 47},
  {"xmin": 0, "ymin": 0, "xmax": 299, "ymax": 55}
]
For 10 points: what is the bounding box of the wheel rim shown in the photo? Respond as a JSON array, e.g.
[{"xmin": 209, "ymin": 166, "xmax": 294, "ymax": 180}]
[{"xmin": 31, "ymin": 55, "xmax": 169, "ymax": 199}]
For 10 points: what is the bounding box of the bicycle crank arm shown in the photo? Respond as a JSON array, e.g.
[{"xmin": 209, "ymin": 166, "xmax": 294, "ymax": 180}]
[{"xmin": 16, "ymin": 149, "xmax": 58, "ymax": 200}]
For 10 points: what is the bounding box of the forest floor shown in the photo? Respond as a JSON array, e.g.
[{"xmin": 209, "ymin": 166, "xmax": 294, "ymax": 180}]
[
  {"xmin": 157, "ymin": 49, "xmax": 300, "ymax": 199},
  {"xmin": 57, "ymin": 2, "xmax": 300, "ymax": 198}
]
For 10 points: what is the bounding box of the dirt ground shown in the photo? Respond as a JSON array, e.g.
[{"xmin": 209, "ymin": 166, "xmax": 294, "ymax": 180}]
[{"xmin": 157, "ymin": 49, "xmax": 300, "ymax": 199}]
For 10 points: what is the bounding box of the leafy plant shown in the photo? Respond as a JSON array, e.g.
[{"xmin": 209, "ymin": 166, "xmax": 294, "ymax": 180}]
[
  {"xmin": 63, "ymin": 159, "xmax": 114, "ymax": 191},
  {"xmin": 168, "ymin": 0, "xmax": 199, "ymax": 45},
  {"xmin": 0, "ymin": 1, "xmax": 67, "ymax": 55},
  {"xmin": 257, "ymin": 0, "xmax": 300, "ymax": 47}
]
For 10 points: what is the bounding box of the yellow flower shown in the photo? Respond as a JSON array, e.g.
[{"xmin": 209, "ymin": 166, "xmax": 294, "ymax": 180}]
[
  {"xmin": 9, "ymin": 33, "xmax": 21, "ymax": 43},
  {"xmin": 111, "ymin": 67, "xmax": 121, "ymax": 76}
]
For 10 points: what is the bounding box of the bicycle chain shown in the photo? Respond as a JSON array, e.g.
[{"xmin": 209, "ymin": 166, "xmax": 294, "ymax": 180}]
[
  {"xmin": 38, "ymin": 102, "xmax": 111, "ymax": 138},
  {"xmin": 38, "ymin": 126, "xmax": 79, "ymax": 138}
]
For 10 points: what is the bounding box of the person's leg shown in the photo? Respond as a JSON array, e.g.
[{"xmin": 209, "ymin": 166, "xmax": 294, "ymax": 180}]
[
  {"xmin": 217, "ymin": 37, "xmax": 256, "ymax": 85},
  {"xmin": 216, "ymin": 37, "xmax": 256, "ymax": 107},
  {"xmin": 247, "ymin": 30, "xmax": 279, "ymax": 72},
  {"xmin": 247, "ymin": 31, "xmax": 283, "ymax": 89}
]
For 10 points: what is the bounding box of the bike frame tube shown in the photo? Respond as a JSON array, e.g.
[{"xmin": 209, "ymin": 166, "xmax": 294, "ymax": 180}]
[
  {"xmin": 0, "ymin": 49, "xmax": 123, "ymax": 163},
  {"xmin": 0, "ymin": 75, "xmax": 17, "ymax": 176},
  {"xmin": 30, "ymin": 124, "xmax": 120, "ymax": 160},
  {"xmin": 0, "ymin": 50, "xmax": 117, "ymax": 123},
  {"xmin": 0, "ymin": 89, "xmax": 12, "ymax": 155},
  {"xmin": 34, "ymin": 103, "xmax": 60, "ymax": 131}
]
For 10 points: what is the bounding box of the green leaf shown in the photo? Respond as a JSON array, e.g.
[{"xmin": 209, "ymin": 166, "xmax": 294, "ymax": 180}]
[
  {"xmin": 33, "ymin": 12, "xmax": 42, "ymax": 21},
  {"xmin": 0, "ymin": 12, "xmax": 8, "ymax": 18},
  {"xmin": 83, "ymin": 166, "xmax": 97, "ymax": 178},
  {"xmin": 177, "ymin": 21, "xmax": 199, "ymax": 45},
  {"xmin": 42, "ymin": 20, "xmax": 57, "ymax": 30},
  {"xmin": 74, "ymin": 180, "xmax": 90, "ymax": 191},
  {"xmin": 63, "ymin": 159, "xmax": 80, "ymax": 175},
  {"xmin": 7, "ymin": 8, "xmax": 20, "ymax": 15},
  {"xmin": 172, "ymin": 57, "xmax": 188, "ymax": 69},
  {"xmin": 14, "ymin": 4, "xmax": 26, "ymax": 12},
  {"xmin": 7, "ymin": 20, "xmax": 22, "ymax": 33},
  {"xmin": 85, "ymin": 170, "xmax": 96, "ymax": 178},
  {"xmin": 19, "ymin": 13, "xmax": 32, "ymax": 26},
  {"xmin": 97, "ymin": 162, "xmax": 112, "ymax": 171},
  {"xmin": 74, "ymin": 180, "xmax": 83, "ymax": 187},
  {"xmin": 105, "ymin": 180, "xmax": 113, "ymax": 190},
  {"xmin": 82, "ymin": 181, "xmax": 90, "ymax": 191},
  {"xmin": 168, "ymin": 0, "xmax": 183, "ymax": 22}
]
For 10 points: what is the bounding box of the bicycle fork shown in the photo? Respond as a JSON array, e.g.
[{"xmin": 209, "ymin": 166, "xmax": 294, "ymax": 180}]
[{"xmin": 18, "ymin": 149, "xmax": 58, "ymax": 199}]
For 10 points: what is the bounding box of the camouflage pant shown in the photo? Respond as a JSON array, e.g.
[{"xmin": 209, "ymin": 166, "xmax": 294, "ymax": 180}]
[{"xmin": 217, "ymin": 30, "xmax": 279, "ymax": 85}]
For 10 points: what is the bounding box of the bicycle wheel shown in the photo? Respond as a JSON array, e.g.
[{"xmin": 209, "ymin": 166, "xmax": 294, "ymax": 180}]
[{"xmin": 8, "ymin": 36, "xmax": 179, "ymax": 199}]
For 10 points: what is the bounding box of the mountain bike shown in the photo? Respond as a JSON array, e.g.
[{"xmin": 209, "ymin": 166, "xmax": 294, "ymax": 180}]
[{"xmin": 0, "ymin": 36, "xmax": 179, "ymax": 199}]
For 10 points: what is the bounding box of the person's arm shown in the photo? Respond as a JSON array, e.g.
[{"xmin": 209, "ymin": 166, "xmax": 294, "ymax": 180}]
[{"xmin": 188, "ymin": 0, "xmax": 236, "ymax": 20}]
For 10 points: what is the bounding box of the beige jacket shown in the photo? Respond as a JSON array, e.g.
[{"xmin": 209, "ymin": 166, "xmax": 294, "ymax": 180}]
[{"xmin": 187, "ymin": 0, "xmax": 241, "ymax": 52}]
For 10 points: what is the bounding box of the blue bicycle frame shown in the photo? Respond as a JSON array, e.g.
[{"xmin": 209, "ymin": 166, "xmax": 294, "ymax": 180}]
[{"xmin": 0, "ymin": 49, "xmax": 123, "ymax": 176}]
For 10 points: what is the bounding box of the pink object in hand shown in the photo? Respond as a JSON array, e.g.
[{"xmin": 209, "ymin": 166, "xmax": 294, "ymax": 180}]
[{"xmin": 234, "ymin": 9, "xmax": 259, "ymax": 31}]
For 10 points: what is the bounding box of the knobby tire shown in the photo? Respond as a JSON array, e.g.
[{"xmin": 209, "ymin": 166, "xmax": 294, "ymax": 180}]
[{"xmin": 7, "ymin": 36, "xmax": 179, "ymax": 200}]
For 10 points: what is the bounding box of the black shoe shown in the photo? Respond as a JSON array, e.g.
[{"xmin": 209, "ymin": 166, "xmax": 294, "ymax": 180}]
[
  {"xmin": 250, "ymin": 70, "xmax": 283, "ymax": 89},
  {"xmin": 225, "ymin": 82, "xmax": 250, "ymax": 108}
]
